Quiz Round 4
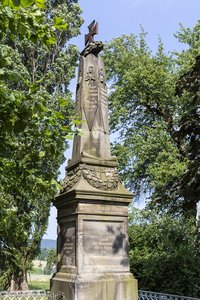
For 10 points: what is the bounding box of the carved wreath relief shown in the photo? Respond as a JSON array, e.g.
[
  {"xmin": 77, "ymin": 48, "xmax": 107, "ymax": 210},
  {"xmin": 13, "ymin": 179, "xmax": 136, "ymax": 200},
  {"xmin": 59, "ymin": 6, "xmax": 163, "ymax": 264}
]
[{"xmin": 62, "ymin": 164, "xmax": 118, "ymax": 193}]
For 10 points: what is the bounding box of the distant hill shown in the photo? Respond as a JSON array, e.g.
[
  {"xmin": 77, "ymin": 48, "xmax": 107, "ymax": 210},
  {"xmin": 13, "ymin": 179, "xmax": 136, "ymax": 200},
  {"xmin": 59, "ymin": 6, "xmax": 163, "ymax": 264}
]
[{"xmin": 41, "ymin": 239, "xmax": 56, "ymax": 249}]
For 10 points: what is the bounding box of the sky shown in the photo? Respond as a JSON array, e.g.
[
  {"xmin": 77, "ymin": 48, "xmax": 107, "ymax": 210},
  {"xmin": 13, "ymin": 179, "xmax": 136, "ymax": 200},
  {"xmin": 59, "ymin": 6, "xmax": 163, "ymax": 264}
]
[{"xmin": 43, "ymin": 0, "xmax": 200, "ymax": 240}]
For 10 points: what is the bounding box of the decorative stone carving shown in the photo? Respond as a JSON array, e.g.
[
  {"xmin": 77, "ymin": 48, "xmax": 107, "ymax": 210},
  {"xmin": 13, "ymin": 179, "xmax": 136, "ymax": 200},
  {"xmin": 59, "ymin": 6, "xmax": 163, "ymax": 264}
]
[
  {"xmin": 82, "ymin": 164, "xmax": 118, "ymax": 191},
  {"xmin": 85, "ymin": 66, "xmax": 97, "ymax": 87},
  {"xmin": 80, "ymin": 41, "xmax": 103, "ymax": 57},
  {"xmin": 70, "ymin": 51, "xmax": 113, "ymax": 162},
  {"xmin": 62, "ymin": 164, "xmax": 119, "ymax": 192},
  {"xmin": 62, "ymin": 165, "xmax": 81, "ymax": 192},
  {"xmin": 55, "ymin": 292, "xmax": 65, "ymax": 300},
  {"xmin": 83, "ymin": 62, "xmax": 98, "ymax": 131}
]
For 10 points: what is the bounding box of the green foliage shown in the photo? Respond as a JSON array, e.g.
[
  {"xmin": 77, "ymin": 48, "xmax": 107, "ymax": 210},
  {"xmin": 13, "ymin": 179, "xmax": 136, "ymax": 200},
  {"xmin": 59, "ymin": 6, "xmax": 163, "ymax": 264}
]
[
  {"xmin": 0, "ymin": 0, "xmax": 83, "ymax": 290},
  {"xmin": 129, "ymin": 208, "xmax": 200, "ymax": 297},
  {"xmin": 38, "ymin": 248, "xmax": 49, "ymax": 261},
  {"xmin": 31, "ymin": 267, "xmax": 44, "ymax": 275},
  {"xmin": 29, "ymin": 281, "xmax": 49, "ymax": 291},
  {"xmin": 44, "ymin": 249, "xmax": 56, "ymax": 274},
  {"xmin": 104, "ymin": 23, "xmax": 200, "ymax": 219}
]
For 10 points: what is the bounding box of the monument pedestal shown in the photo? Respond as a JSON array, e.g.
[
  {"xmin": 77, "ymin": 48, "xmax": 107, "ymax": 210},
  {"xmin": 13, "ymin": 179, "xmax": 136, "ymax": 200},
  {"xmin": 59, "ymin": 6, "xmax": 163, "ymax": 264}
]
[
  {"xmin": 51, "ymin": 274, "xmax": 137, "ymax": 300},
  {"xmin": 50, "ymin": 162, "xmax": 138, "ymax": 300}
]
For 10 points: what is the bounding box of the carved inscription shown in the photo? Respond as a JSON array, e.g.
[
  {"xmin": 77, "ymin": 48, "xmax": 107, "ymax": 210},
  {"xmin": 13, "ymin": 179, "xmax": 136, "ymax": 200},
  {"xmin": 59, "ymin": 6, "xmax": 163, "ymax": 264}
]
[
  {"xmin": 79, "ymin": 203, "xmax": 127, "ymax": 215},
  {"xmin": 100, "ymin": 88, "xmax": 109, "ymax": 133},
  {"xmin": 60, "ymin": 222, "xmax": 76, "ymax": 266},
  {"xmin": 99, "ymin": 68, "xmax": 106, "ymax": 90},
  {"xmin": 88, "ymin": 238, "xmax": 113, "ymax": 255},
  {"xmin": 83, "ymin": 220, "xmax": 126, "ymax": 256}
]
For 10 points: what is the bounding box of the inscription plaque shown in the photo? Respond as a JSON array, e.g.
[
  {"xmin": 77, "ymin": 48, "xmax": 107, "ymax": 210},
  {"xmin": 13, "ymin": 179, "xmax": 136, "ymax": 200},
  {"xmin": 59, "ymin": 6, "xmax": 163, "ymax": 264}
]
[
  {"xmin": 83, "ymin": 220, "xmax": 127, "ymax": 256},
  {"xmin": 60, "ymin": 222, "xmax": 76, "ymax": 266}
]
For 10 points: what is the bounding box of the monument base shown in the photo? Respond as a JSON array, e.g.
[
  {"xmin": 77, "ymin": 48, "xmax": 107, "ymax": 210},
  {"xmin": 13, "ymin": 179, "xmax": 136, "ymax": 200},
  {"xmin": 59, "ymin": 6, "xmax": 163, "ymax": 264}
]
[{"xmin": 50, "ymin": 273, "xmax": 138, "ymax": 300}]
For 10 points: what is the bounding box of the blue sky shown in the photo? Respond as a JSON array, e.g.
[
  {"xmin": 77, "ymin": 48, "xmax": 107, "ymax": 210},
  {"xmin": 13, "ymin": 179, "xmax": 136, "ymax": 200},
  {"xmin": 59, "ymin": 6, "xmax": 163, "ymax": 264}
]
[
  {"xmin": 43, "ymin": 0, "xmax": 200, "ymax": 240},
  {"xmin": 77, "ymin": 0, "xmax": 200, "ymax": 52}
]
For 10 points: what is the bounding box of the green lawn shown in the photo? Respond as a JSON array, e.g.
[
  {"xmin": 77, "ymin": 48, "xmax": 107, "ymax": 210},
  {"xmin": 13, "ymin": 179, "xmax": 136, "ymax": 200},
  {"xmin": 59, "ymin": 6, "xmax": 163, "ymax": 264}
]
[
  {"xmin": 30, "ymin": 268, "xmax": 44, "ymax": 275},
  {"xmin": 0, "ymin": 279, "xmax": 50, "ymax": 291},
  {"xmin": 28, "ymin": 281, "xmax": 50, "ymax": 291}
]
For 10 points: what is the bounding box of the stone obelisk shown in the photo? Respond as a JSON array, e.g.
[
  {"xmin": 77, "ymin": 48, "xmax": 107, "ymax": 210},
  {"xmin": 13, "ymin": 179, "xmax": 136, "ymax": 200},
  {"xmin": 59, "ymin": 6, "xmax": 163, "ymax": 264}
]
[{"xmin": 50, "ymin": 20, "xmax": 138, "ymax": 300}]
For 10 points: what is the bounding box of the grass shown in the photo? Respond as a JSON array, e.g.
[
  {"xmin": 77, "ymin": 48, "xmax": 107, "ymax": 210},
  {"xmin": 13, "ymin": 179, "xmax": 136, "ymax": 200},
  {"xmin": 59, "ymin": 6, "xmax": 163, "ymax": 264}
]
[
  {"xmin": 28, "ymin": 281, "xmax": 50, "ymax": 291},
  {"xmin": 30, "ymin": 268, "xmax": 44, "ymax": 275}
]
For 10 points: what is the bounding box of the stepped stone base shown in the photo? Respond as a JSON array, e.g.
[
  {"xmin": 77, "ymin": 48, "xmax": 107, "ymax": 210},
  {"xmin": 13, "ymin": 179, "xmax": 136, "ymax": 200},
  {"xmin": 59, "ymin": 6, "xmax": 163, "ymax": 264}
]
[{"xmin": 50, "ymin": 273, "xmax": 138, "ymax": 300}]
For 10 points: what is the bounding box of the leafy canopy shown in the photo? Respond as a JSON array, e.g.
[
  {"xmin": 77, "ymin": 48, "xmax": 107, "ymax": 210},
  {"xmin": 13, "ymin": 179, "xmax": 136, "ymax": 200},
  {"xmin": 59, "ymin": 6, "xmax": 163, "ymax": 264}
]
[
  {"xmin": 129, "ymin": 208, "xmax": 200, "ymax": 297},
  {"xmin": 104, "ymin": 23, "xmax": 200, "ymax": 219},
  {"xmin": 0, "ymin": 0, "xmax": 83, "ymax": 290}
]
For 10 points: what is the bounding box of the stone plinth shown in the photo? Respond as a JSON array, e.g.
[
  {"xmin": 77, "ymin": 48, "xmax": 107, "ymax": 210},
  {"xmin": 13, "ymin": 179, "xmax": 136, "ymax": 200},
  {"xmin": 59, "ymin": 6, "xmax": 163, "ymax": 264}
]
[
  {"xmin": 51, "ymin": 274, "xmax": 137, "ymax": 300},
  {"xmin": 50, "ymin": 161, "xmax": 137, "ymax": 300}
]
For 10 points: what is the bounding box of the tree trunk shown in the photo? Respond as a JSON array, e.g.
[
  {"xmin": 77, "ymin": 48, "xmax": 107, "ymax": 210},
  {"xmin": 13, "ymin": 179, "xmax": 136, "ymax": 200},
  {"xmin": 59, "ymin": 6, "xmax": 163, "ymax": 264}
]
[
  {"xmin": 20, "ymin": 277, "xmax": 29, "ymax": 291},
  {"xmin": 182, "ymin": 195, "xmax": 197, "ymax": 221},
  {"xmin": 9, "ymin": 276, "xmax": 16, "ymax": 292},
  {"xmin": 21, "ymin": 256, "xmax": 30, "ymax": 290}
]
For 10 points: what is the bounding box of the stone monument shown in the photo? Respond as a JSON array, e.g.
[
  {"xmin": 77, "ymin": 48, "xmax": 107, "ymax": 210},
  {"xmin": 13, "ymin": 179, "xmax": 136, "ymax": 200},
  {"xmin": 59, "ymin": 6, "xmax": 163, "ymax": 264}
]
[{"xmin": 50, "ymin": 20, "xmax": 138, "ymax": 300}]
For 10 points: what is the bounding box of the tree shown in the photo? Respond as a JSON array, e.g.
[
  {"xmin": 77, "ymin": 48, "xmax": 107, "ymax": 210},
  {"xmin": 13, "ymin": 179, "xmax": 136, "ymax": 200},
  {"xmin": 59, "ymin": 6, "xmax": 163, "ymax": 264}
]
[
  {"xmin": 128, "ymin": 208, "xmax": 200, "ymax": 297},
  {"xmin": 0, "ymin": 0, "xmax": 83, "ymax": 290},
  {"xmin": 44, "ymin": 249, "xmax": 57, "ymax": 275},
  {"xmin": 38, "ymin": 248, "xmax": 49, "ymax": 261},
  {"xmin": 103, "ymin": 23, "xmax": 200, "ymax": 219}
]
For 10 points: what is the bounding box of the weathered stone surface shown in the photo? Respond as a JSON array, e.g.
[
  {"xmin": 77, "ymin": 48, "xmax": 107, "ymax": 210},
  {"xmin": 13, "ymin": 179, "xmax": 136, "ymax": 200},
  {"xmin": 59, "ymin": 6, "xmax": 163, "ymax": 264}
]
[
  {"xmin": 50, "ymin": 274, "xmax": 138, "ymax": 300},
  {"xmin": 70, "ymin": 51, "xmax": 113, "ymax": 166},
  {"xmin": 62, "ymin": 163, "xmax": 119, "ymax": 193},
  {"xmin": 51, "ymin": 185, "xmax": 137, "ymax": 299},
  {"xmin": 80, "ymin": 41, "xmax": 103, "ymax": 57},
  {"xmin": 50, "ymin": 34, "xmax": 137, "ymax": 299}
]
